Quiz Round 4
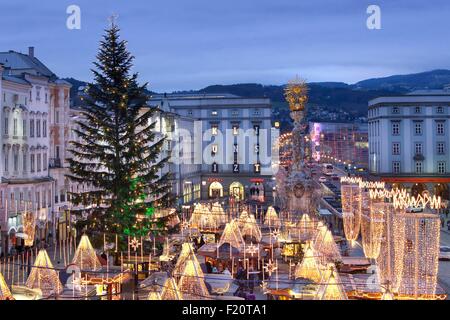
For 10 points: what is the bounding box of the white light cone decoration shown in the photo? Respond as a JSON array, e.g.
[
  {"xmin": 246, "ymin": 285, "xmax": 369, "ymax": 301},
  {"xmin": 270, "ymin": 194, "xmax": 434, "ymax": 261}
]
[
  {"xmin": 211, "ymin": 202, "xmax": 227, "ymax": 226},
  {"xmin": 341, "ymin": 184, "xmax": 361, "ymax": 243},
  {"xmin": 315, "ymin": 264, "xmax": 347, "ymax": 300},
  {"xmin": 189, "ymin": 203, "xmax": 210, "ymax": 229},
  {"xmin": 72, "ymin": 234, "xmax": 102, "ymax": 271},
  {"xmin": 26, "ymin": 249, "xmax": 63, "ymax": 297},
  {"xmin": 238, "ymin": 210, "xmax": 250, "ymax": 229},
  {"xmin": 161, "ymin": 277, "xmax": 183, "ymax": 300},
  {"xmin": 298, "ymin": 213, "xmax": 314, "ymax": 239},
  {"xmin": 294, "ymin": 242, "xmax": 323, "ymax": 282},
  {"xmin": 0, "ymin": 272, "xmax": 13, "ymax": 300},
  {"xmin": 241, "ymin": 214, "xmax": 262, "ymax": 243},
  {"xmin": 314, "ymin": 225, "xmax": 341, "ymax": 265},
  {"xmin": 178, "ymin": 259, "xmax": 210, "ymax": 300},
  {"xmin": 264, "ymin": 206, "xmax": 281, "ymax": 228},
  {"xmin": 360, "ymin": 197, "xmax": 385, "ymax": 259},
  {"xmin": 173, "ymin": 243, "xmax": 203, "ymax": 278},
  {"xmin": 218, "ymin": 219, "xmax": 245, "ymax": 250}
]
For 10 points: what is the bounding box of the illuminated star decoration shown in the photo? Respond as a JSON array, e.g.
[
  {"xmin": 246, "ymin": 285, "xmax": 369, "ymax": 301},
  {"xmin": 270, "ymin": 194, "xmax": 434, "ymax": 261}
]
[
  {"xmin": 264, "ymin": 259, "xmax": 278, "ymax": 277},
  {"xmin": 181, "ymin": 220, "xmax": 190, "ymax": 230},
  {"xmin": 129, "ymin": 237, "xmax": 141, "ymax": 252},
  {"xmin": 270, "ymin": 228, "xmax": 280, "ymax": 241},
  {"xmin": 260, "ymin": 281, "xmax": 269, "ymax": 294},
  {"xmin": 246, "ymin": 242, "xmax": 258, "ymax": 256}
]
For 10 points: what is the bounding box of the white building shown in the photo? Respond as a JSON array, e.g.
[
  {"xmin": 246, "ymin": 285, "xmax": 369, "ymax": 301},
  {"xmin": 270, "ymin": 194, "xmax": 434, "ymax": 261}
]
[
  {"xmin": 150, "ymin": 93, "xmax": 275, "ymax": 204},
  {"xmin": 368, "ymin": 89, "xmax": 450, "ymax": 200},
  {"xmin": 0, "ymin": 48, "xmax": 71, "ymax": 255}
]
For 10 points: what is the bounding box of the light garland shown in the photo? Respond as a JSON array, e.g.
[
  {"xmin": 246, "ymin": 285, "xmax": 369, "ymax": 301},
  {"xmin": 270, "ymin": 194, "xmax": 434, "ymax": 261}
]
[
  {"xmin": 341, "ymin": 184, "xmax": 361, "ymax": 243},
  {"xmin": 218, "ymin": 219, "xmax": 244, "ymax": 250},
  {"xmin": 315, "ymin": 264, "xmax": 347, "ymax": 300},
  {"xmin": 240, "ymin": 214, "xmax": 262, "ymax": 243},
  {"xmin": 210, "ymin": 202, "xmax": 228, "ymax": 226},
  {"xmin": 26, "ymin": 249, "xmax": 63, "ymax": 297},
  {"xmin": 314, "ymin": 224, "xmax": 341, "ymax": 265},
  {"xmin": 173, "ymin": 243, "xmax": 203, "ymax": 278},
  {"xmin": 360, "ymin": 196, "xmax": 385, "ymax": 259},
  {"xmin": 392, "ymin": 192, "xmax": 445, "ymax": 210},
  {"xmin": 23, "ymin": 210, "xmax": 36, "ymax": 247}
]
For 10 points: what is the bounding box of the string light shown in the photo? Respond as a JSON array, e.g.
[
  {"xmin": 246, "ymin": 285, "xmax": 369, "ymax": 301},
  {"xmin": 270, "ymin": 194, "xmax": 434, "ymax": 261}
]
[
  {"xmin": 294, "ymin": 242, "xmax": 322, "ymax": 282},
  {"xmin": 26, "ymin": 249, "xmax": 63, "ymax": 297},
  {"xmin": 264, "ymin": 206, "xmax": 281, "ymax": 228},
  {"xmin": 72, "ymin": 234, "xmax": 102, "ymax": 271},
  {"xmin": 341, "ymin": 184, "xmax": 361, "ymax": 243}
]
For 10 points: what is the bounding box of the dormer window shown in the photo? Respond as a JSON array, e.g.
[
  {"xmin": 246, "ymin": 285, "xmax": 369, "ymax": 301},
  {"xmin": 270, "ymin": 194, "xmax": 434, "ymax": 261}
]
[
  {"xmin": 392, "ymin": 107, "xmax": 400, "ymax": 114},
  {"xmin": 414, "ymin": 106, "xmax": 421, "ymax": 114}
]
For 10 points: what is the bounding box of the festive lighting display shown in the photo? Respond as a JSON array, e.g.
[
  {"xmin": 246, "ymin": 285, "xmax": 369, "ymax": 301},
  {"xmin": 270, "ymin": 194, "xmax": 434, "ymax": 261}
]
[
  {"xmin": 341, "ymin": 184, "xmax": 361, "ymax": 243},
  {"xmin": 284, "ymin": 77, "xmax": 308, "ymax": 111},
  {"xmin": 72, "ymin": 234, "xmax": 102, "ymax": 271},
  {"xmin": 395, "ymin": 212, "xmax": 441, "ymax": 299},
  {"xmin": 189, "ymin": 203, "xmax": 211, "ymax": 229},
  {"xmin": 218, "ymin": 219, "xmax": 245, "ymax": 250},
  {"xmin": 240, "ymin": 213, "xmax": 262, "ymax": 242},
  {"xmin": 315, "ymin": 265, "xmax": 347, "ymax": 300},
  {"xmin": 177, "ymin": 259, "xmax": 210, "ymax": 300},
  {"xmin": 161, "ymin": 277, "xmax": 183, "ymax": 300},
  {"xmin": 339, "ymin": 176, "xmax": 362, "ymax": 185},
  {"xmin": 297, "ymin": 214, "xmax": 314, "ymax": 239},
  {"xmin": 173, "ymin": 243, "xmax": 203, "ymax": 278},
  {"xmin": 264, "ymin": 206, "xmax": 281, "ymax": 228},
  {"xmin": 147, "ymin": 290, "xmax": 162, "ymax": 300},
  {"xmin": 294, "ymin": 242, "xmax": 322, "ymax": 282},
  {"xmin": 360, "ymin": 196, "xmax": 385, "ymax": 259},
  {"xmin": 26, "ymin": 249, "xmax": 63, "ymax": 297},
  {"xmin": 237, "ymin": 210, "xmax": 250, "ymax": 229},
  {"xmin": 211, "ymin": 202, "xmax": 228, "ymax": 226},
  {"xmin": 0, "ymin": 272, "xmax": 13, "ymax": 300},
  {"xmin": 314, "ymin": 224, "xmax": 341, "ymax": 265},
  {"xmin": 392, "ymin": 192, "xmax": 446, "ymax": 210},
  {"xmin": 23, "ymin": 210, "xmax": 36, "ymax": 247}
]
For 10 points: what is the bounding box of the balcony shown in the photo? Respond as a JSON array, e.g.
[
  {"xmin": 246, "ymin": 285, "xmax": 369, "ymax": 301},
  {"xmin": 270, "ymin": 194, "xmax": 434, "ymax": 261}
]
[{"xmin": 49, "ymin": 158, "xmax": 62, "ymax": 168}]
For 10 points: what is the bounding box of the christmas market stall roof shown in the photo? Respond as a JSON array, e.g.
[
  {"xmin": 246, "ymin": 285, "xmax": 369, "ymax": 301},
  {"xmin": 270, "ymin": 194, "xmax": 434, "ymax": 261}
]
[{"xmin": 0, "ymin": 272, "xmax": 13, "ymax": 300}]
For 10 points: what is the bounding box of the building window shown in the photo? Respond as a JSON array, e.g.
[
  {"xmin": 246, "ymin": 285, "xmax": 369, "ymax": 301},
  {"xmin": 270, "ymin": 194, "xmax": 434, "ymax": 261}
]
[
  {"xmin": 23, "ymin": 154, "xmax": 27, "ymax": 172},
  {"xmin": 414, "ymin": 122, "xmax": 422, "ymax": 135},
  {"xmin": 30, "ymin": 154, "xmax": 35, "ymax": 172},
  {"xmin": 13, "ymin": 152, "xmax": 18, "ymax": 172},
  {"xmin": 437, "ymin": 142, "xmax": 445, "ymax": 155},
  {"xmin": 4, "ymin": 117, "xmax": 8, "ymax": 135},
  {"xmin": 43, "ymin": 153, "xmax": 47, "ymax": 171},
  {"xmin": 436, "ymin": 122, "xmax": 445, "ymax": 135},
  {"xmin": 392, "ymin": 122, "xmax": 400, "ymax": 135},
  {"xmin": 187, "ymin": 110, "xmax": 193, "ymax": 116},
  {"xmin": 392, "ymin": 143, "xmax": 400, "ymax": 155},
  {"xmin": 231, "ymin": 110, "xmax": 239, "ymax": 117},
  {"xmin": 211, "ymin": 110, "xmax": 218, "ymax": 116},
  {"xmin": 30, "ymin": 119, "xmax": 34, "ymax": 137},
  {"xmin": 437, "ymin": 106, "xmax": 444, "ymax": 114},
  {"xmin": 415, "ymin": 161, "xmax": 423, "ymax": 174},
  {"xmin": 37, "ymin": 154, "xmax": 41, "ymax": 172},
  {"xmin": 253, "ymin": 109, "xmax": 261, "ymax": 116},
  {"xmin": 438, "ymin": 161, "xmax": 446, "ymax": 174},
  {"xmin": 392, "ymin": 107, "xmax": 400, "ymax": 114},
  {"xmin": 36, "ymin": 120, "xmax": 41, "ymax": 137},
  {"xmin": 23, "ymin": 119, "xmax": 26, "ymax": 136},
  {"xmin": 392, "ymin": 161, "xmax": 400, "ymax": 173},
  {"xmin": 414, "ymin": 143, "xmax": 423, "ymax": 155},
  {"xmin": 415, "ymin": 106, "xmax": 421, "ymax": 114},
  {"xmin": 13, "ymin": 119, "xmax": 17, "ymax": 136},
  {"xmin": 43, "ymin": 120, "xmax": 47, "ymax": 137}
]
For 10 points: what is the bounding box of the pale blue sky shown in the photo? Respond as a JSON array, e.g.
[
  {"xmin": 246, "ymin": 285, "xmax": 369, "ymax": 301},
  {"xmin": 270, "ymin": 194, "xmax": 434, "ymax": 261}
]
[{"xmin": 1, "ymin": 0, "xmax": 449, "ymax": 91}]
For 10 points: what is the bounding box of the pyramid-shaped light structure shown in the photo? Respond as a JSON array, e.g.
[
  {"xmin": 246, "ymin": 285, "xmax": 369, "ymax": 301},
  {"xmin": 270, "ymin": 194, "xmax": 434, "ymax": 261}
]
[
  {"xmin": 173, "ymin": 242, "xmax": 203, "ymax": 278},
  {"xmin": 147, "ymin": 290, "xmax": 162, "ymax": 300},
  {"xmin": 178, "ymin": 259, "xmax": 210, "ymax": 300},
  {"xmin": 238, "ymin": 210, "xmax": 250, "ymax": 229},
  {"xmin": 315, "ymin": 265, "xmax": 348, "ymax": 300},
  {"xmin": 264, "ymin": 206, "xmax": 281, "ymax": 228},
  {"xmin": 298, "ymin": 213, "xmax": 314, "ymax": 239},
  {"xmin": 211, "ymin": 202, "xmax": 227, "ymax": 226},
  {"xmin": 314, "ymin": 225, "xmax": 341, "ymax": 265},
  {"xmin": 0, "ymin": 272, "xmax": 14, "ymax": 300},
  {"xmin": 241, "ymin": 214, "xmax": 262, "ymax": 243},
  {"xmin": 161, "ymin": 277, "xmax": 183, "ymax": 300},
  {"xmin": 72, "ymin": 234, "xmax": 102, "ymax": 271},
  {"xmin": 189, "ymin": 203, "xmax": 210, "ymax": 229},
  {"xmin": 294, "ymin": 242, "xmax": 323, "ymax": 282},
  {"xmin": 218, "ymin": 219, "xmax": 244, "ymax": 250},
  {"xmin": 26, "ymin": 249, "xmax": 63, "ymax": 297}
]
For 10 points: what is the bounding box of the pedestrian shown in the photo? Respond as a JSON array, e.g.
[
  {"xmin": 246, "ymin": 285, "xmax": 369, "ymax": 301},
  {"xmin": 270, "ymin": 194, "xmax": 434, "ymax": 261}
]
[{"xmin": 447, "ymin": 220, "xmax": 450, "ymax": 231}]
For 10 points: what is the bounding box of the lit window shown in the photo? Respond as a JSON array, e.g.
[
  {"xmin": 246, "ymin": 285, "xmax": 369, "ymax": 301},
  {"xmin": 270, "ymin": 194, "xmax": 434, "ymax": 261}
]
[{"xmin": 211, "ymin": 110, "xmax": 218, "ymax": 116}]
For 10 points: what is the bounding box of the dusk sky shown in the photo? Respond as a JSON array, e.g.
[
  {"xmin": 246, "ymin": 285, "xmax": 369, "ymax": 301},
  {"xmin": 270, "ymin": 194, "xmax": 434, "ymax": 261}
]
[{"xmin": 1, "ymin": 0, "xmax": 450, "ymax": 92}]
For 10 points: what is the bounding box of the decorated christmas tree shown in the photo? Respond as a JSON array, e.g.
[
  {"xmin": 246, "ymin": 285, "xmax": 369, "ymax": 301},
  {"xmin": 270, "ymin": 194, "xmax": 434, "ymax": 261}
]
[
  {"xmin": 72, "ymin": 234, "xmax": 102, "ymax": 271},
  {"xmin": 0, "ymin": 272, "xmax": 14, "ymax": 300},
  {"xmin": 26, "ymin": 249, "xmax": 63, "ymax": 297},
  {"xmin": 67, "ymin": 22, "xmax": 174, "ymax": 239}
]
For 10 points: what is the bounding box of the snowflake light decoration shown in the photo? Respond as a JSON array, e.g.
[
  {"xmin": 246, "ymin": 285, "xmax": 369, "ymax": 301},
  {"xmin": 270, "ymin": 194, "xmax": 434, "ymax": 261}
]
[
  {"xmin": 264, "ymin": 259, "xmax": 278, "ymax": 277},
  {"xmin": 270, "ymin": 228, "xmax": 280, "ymax": 241},
  {"xmin": 129, "ymin": 237, "xmax": 141, "ymax": 251},
  {"xmin": 246, "ymin": 243, "xmax": 258, "ymax": 256}
]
